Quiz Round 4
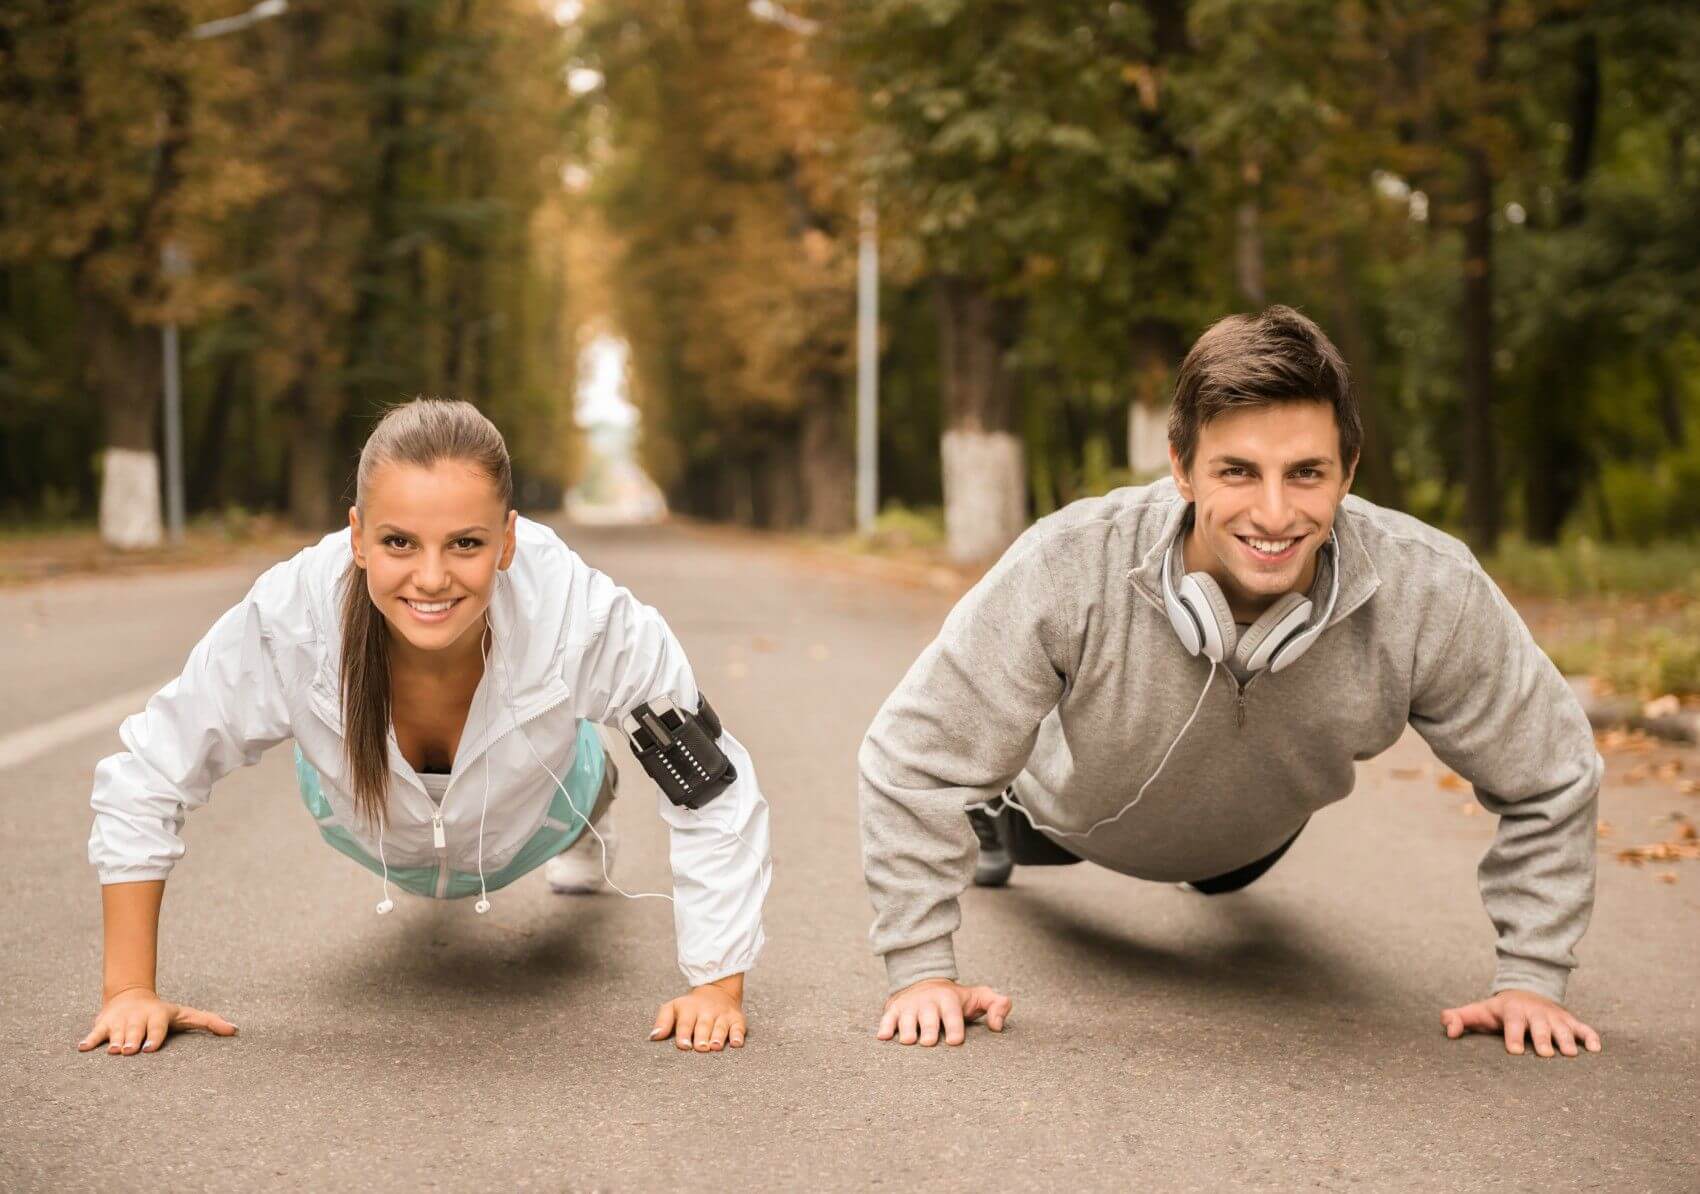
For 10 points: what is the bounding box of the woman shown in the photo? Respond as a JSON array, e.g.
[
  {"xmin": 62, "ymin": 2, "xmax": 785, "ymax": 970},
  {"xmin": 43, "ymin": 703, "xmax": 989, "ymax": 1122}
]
[{"xmin": 80, "ymin": 400, "xmax": 771, "ymax": 1056}]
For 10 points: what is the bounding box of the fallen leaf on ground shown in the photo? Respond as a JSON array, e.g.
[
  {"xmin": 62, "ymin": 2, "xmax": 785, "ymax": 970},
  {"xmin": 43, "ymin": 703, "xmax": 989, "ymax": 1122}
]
[
  {"xmin": 1624, "ymin": 764, "xmax": 1650, "ymax": 785},
  {"xmin": 1680, "ymin": 780, "xmax": 1699, "ymax": 796},
  {"xmin": 1654, "ymin": 760, "xmax": 1684, "ymax": 781},
  {"xmin": 1438, "ymin": 772, "xmax": 1470, "ymax": 792},
  {"xmin": 1655, "ymin": 871, "xmax": 1679, "ymax": 884},
  {"xmin": 1391, "ymin": 768, "xmax": 1423, "ymax": 780},
  {"xmin": 1597, "ymin": 729, "xmax": 1657, "ymax": 754},
  {"xmin": 1615, "ymin": 841, "xmax": 1700, "ymax": 864},
  {"xmin": 1597, "ymin": 821, "xmax": 1614, "ymax": 838},
  {"xmin": 1643, "ymin": 694, "xmax": 1682, "ymax": 719},
  {"xmin": 1458, "ymin": 801, "xmax": 1480, "ymax": 817},
  {"xmin": 1679, "ymin": 822, "xmax": 1698, "ymax": 842}
]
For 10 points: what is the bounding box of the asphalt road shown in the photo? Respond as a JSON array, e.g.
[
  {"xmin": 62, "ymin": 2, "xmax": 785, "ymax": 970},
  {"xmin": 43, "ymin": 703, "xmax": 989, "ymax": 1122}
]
[{"xmin": 2, "ymin": 521, "xmax": 1696, "ymax": 1192}]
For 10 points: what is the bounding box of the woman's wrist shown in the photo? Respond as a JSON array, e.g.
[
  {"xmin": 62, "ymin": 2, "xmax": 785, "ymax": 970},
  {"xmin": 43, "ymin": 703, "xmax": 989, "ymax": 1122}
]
[{"xmin": 703, "ymin": 972, "xmax": 744, "ymax": 1002}]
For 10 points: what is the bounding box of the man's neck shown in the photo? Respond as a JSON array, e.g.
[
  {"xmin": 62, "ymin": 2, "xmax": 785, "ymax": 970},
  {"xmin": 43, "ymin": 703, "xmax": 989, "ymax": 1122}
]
[{"xmin": 1180, "ymin": 526, "xmax": 1320, "ymax": 624}]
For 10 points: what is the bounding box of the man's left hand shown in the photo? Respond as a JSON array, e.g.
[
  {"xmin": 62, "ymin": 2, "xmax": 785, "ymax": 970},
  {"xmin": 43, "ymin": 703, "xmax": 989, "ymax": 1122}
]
[{"xmin": 1440, "ymin": 989, "xmax": 1601, "ymax": 1057}]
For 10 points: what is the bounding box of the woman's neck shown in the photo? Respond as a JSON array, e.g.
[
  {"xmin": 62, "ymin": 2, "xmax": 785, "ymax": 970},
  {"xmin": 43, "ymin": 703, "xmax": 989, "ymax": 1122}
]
[{"xmin": 387, "ymin": 615, "xmax": 489, "ymax": 683}]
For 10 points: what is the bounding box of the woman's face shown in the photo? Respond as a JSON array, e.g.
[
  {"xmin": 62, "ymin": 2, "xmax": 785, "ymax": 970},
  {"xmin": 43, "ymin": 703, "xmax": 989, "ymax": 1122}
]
[{"xmin": 348, "ymin": 460, "xmax": 517, "ymax": 660}]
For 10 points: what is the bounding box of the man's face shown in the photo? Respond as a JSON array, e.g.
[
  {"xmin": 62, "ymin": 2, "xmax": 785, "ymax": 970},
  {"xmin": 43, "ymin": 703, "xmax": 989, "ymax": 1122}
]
[{"xmin": 1170, "ymin": 401, "xmax": 1355, "ymax": 619}]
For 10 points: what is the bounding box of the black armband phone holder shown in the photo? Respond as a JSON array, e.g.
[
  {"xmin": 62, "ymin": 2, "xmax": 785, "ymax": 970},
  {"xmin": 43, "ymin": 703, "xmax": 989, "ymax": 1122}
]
[{"xmin": 621, "ymin": 693, "xmax": 736, "ymax": 809}]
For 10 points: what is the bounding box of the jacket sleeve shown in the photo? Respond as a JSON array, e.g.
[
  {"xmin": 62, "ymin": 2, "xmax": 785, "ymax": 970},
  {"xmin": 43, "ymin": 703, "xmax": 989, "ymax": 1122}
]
[
  {"xmin": 1408, "ymin": 564, "xmax": 1602, "ymax": 1002},
  {"xmin": 569, "ymin": 571, "xmax": 772, "ymax": 987},
  {"xmin": 858, "ymin": 531, "xmax": 1075, "ymax": 994},
  {"xmin": 89, "ymin": 591, "xmax": 294, "ymax": 884}
]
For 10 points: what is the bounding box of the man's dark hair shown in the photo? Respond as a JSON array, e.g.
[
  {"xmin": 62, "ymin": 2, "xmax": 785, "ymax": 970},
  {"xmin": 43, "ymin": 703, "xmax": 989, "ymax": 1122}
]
[{"xmin": 1168, "ymin": 305, "xmax": 1361, "ymax": 473}]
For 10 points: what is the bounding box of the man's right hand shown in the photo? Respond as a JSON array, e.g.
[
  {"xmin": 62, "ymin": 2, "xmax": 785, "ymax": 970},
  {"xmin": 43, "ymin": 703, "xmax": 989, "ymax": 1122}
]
[
  {"xmin": 78, "ymin": 987, "xmax": 237, "ymax": 1056},
  {"xmin": 876, "ymin": 978, "xmax": 1012, "ymax": 1046}
]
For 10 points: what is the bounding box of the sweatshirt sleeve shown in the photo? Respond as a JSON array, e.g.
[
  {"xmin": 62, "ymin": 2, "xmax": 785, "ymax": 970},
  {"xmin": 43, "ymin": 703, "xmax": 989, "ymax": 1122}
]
[
  {"xmin": 89, "ymin": 591, "xmax": 294, "ymax": 884},
  {"xmin": 1408, "ymin": 565, "xmax": 1602, "ymax": 1002},
  {"xmin": 569, "ymin": 572, "xmax": 772, "ymax": 987},
  {"xmin": 858, "ymin": 531, "xmax": 1075, "ymax": 993}
]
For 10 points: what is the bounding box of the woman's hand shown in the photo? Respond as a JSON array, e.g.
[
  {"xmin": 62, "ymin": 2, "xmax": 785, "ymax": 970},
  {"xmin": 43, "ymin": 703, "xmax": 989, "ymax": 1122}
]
[
  {"xmin": 650, "ymin": 973, "xmax": 745, "ymax": 1052},
  {"xmin": 77, "ymin": 986, "xmax": 237, "ymax": 1056}
]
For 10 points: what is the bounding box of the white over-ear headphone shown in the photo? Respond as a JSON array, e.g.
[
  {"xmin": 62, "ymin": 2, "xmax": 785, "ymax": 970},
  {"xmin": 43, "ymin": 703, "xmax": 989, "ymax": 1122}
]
[{"xmin": 1161, "ymin": 525, "xmax": 1340, "ymax": 675}]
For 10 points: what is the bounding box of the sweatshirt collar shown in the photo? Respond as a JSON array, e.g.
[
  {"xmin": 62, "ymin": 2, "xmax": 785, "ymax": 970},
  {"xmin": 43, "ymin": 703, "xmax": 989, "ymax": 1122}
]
[{"xmin": 1127, "ymin": 480, "xmax": 1381, "ymax": 630}]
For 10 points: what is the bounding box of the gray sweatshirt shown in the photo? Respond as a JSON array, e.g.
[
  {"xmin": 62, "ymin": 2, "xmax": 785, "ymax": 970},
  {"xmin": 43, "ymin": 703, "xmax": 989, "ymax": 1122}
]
[{"xmin": 859, "ymin": 479, "xmax": 1601, "ymax": 1001}]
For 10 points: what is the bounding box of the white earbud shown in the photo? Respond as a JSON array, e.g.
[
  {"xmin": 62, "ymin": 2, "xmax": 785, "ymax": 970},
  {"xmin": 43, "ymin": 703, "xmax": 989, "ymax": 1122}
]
[
  {"xmin": 474, "ymin": 898, "xmax": 490, "ymax": 914},
  {"xmin": 375, "ymin": 897, "xmax": 394, "ymax": 915}
]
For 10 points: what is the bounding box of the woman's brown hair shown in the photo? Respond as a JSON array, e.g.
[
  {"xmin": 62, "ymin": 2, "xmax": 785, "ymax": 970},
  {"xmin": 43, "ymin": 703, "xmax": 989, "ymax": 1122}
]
[{"xmin": 340, "ymin": 399, "xmax": 513, "ymax": 827}]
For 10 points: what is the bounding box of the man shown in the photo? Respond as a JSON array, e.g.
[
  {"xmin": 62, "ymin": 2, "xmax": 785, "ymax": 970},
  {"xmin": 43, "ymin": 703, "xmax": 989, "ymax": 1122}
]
[{"xmin": 859, "ymin": 306, "xmax": 1603, "ymax": 1056}]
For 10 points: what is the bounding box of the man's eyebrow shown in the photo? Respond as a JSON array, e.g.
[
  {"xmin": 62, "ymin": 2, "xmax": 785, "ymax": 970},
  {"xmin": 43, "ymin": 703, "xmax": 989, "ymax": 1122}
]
[{"xmin": 1208, "ymin": 455, "xmax": 1334, "ymax": 470}]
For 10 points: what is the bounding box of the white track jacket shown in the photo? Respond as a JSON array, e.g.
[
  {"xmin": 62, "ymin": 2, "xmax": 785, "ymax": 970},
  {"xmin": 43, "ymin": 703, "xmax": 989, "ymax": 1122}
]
[{"xmin": 88, "ymin": 518, "xmax": 772, "ymax": 986}]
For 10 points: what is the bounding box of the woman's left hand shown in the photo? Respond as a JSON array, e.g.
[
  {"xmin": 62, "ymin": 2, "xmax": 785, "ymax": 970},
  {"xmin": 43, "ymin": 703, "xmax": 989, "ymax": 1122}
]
[{"xmin": 650, "ymin": 973, "xmax": 745, "ymax": 1052}]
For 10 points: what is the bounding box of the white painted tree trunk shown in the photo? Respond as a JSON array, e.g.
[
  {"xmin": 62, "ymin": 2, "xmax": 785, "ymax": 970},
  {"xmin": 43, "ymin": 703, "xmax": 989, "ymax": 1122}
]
[
  {"xmin": 942, "ymin": 428, "xmax": 1025, "ymax": 563},
  {"xmin": 99, "ymin": 447, "xmax": 164, "ymax": 550},
  {"xmin": 1127, "ymin": 401, "xmax": 1172, "ymax": 478}
]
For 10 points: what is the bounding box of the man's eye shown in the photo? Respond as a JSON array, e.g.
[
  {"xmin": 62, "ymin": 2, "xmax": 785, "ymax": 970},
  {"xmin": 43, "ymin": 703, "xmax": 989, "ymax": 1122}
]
[
  {"xmin": 1292, "ymin": 468, "xmax": 1322, "ymax": 480},
  {"xmin": 1221, "ymin": 467, "xmax": 1248, "ymax": 478}
]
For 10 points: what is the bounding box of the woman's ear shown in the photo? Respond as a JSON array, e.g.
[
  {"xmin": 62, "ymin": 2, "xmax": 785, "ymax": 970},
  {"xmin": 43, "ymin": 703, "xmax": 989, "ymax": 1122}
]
[
  {"xmin": 498, "ymin": 508, "xmax": 518, "ymax": 570},
  {"xmin": 348, "ymin": 506, "xmax": 367, "ymax": 569}
]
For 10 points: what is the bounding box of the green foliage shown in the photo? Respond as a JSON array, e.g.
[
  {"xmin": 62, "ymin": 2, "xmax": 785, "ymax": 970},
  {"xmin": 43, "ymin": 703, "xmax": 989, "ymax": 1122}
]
[
  {"xmin": 1484, "ymin": 537, "xmax": 1700, "ymax": 600},
  {"xmin": 1542, "ymin": 605, "xmax": 1700, "ymax": 699}
]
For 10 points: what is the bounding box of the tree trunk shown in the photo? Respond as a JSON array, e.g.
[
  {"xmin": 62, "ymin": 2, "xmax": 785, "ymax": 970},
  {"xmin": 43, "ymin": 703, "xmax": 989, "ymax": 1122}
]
[
  {"xmin": 1521, "ymin": 30, "xmax": 1600, "ymax": 542},
  {"xmin": 799, "ymin": 369, "xmax": 854, "ymax": 534},
  {"xmin": 1235, "ymin": 158, "xmax": 1265, "ymax": 307},
  {"xmin": 84, "ymin": 286, "xmax": 163, "ymax": 549},
  {"xmin": 933, "ymin": 276, "xmax": 1025, "ymax": 562},
  {"xmin": 1460, "ymin": 145, "xmax": 1499, "ymax": 552},
  {"xmin": 1126, "ymin": 320, "xmax": 1183, "ymax": 479},
  {"xmin": 1328, "ymin": 240, "xmax": 1402, "ymax": 508},
  {"xmin": 282, "ymin": 379, "xmax": 338, "ymax": 530}
]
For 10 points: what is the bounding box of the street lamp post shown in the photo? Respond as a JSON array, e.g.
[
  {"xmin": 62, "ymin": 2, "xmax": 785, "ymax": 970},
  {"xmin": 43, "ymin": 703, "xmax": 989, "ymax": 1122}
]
[
  {"xmin": 855, "ymin": 199, "xmax": 879, "ymax": 535},
  {"xmin": 157, "ymin": 0, "xmax": 289, "ymax": 544}
]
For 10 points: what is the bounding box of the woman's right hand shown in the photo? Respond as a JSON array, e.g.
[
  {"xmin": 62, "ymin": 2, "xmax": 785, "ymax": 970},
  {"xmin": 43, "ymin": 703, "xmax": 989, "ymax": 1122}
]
[{"xmin": 77, "ymin": 987, "xmax": 237, "ymax": 1056}]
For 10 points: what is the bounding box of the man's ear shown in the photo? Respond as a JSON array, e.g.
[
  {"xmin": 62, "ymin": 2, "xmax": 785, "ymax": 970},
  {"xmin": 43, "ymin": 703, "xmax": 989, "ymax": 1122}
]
[
  {"xmin": 1340, "ymin": 453, "xmax": 1359, "ymax": 499},
  {"xmin": 498, "ymin": 508, "xmax": 518, "ymax": 571},
  {"xmin": 348, "ymin": 506, "xmax": 366, "ymax": 569},
  {"xmin": 1169, "ymin": 444, "xmax": 1195, "ymax": 502}
]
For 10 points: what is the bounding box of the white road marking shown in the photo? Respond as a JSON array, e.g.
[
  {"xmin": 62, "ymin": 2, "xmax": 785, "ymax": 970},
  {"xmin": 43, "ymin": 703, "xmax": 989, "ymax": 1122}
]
[{"xmin": 0, "ymin": 682, "xmax": 166, "ymax": 771}]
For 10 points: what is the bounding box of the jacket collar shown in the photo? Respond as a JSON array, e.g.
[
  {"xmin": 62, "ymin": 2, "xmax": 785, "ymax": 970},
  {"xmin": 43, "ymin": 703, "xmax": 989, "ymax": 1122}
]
[{"xmin": 1126, "ymin": 478, "xmax": 1381, "ymax": 629}]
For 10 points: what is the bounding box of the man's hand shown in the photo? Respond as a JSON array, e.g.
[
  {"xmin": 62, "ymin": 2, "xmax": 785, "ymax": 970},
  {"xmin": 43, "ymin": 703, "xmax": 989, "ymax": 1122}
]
[
  {"xmin": 77, "ymin": 986, "xmax": 237, "ymax": 1056},
  {"xmin": 651, "ymin": 973, "xmax": 745, "ymax": 1052},
  {"xmin": 1440, "ymin": 989, "xmax": 1601, "ymax": 1057},
  {"xmin": 877, "ymin": 978, "xmax": 1011, "ymax": 1046}
]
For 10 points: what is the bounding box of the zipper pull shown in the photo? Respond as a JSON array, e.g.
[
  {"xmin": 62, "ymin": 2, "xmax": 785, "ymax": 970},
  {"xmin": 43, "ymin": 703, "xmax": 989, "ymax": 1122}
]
[
  {"xmin": 1236, "ymin": 689, "xmax": 1248, "ymax": 730},
  {"xmin": 432, "ymin": 811, "xmax": 446, "ymax": 850}
]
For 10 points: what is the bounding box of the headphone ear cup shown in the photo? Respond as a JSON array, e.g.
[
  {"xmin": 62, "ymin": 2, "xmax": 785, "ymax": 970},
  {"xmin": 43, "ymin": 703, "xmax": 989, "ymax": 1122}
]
[
  {"xmin": 1178, "ymin": 572, "xmax": 1235, "ymax": 663},
  {"xmin": 1235, "ymin": 592, "xmax": 1312, "ymax": 673}
]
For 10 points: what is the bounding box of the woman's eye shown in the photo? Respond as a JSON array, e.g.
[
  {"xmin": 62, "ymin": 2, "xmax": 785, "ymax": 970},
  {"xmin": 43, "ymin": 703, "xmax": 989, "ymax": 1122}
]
[
  {"xmin": 382, "ymin": 536, "xmax": 412, "ymax": 550},
  {"xmin": 454, "ymin": 537, "xmax": 484, "ymax": 550}
]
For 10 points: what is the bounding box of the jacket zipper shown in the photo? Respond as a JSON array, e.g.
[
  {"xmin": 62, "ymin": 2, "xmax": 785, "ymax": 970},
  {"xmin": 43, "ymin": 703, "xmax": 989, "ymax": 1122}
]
[{"xmin": 1231, "ymin": 672, "xmax": 1264, "ymax": 730}]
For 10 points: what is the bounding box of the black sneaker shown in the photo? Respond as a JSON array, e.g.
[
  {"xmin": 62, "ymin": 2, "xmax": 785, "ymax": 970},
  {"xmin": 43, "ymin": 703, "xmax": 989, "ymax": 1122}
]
[{"xmin": 968, "ymin": 805, "xmax": 1013, "ymax": 887}]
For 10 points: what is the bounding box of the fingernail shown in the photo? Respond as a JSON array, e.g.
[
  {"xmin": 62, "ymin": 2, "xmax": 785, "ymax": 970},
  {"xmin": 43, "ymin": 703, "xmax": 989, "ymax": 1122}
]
[{"xmin": 650, "ymin": 1029, "xmax": 664, "ymax": 1039}]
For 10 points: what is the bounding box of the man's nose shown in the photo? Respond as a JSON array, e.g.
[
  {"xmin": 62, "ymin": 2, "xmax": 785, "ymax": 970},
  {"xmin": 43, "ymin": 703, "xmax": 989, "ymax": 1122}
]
[{"xmin": 1252, "ymin": 477, "xmax": 1293, "ymax": 530}]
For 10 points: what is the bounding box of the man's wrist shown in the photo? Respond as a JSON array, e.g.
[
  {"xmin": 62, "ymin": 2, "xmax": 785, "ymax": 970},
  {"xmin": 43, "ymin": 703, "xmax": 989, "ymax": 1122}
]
[
  {"xmin": 883, "ymin": 936, "xmax": 958, "ymax": 996},
  {"xmin": 1491, "ymin": 956, "xmax": 1570, "ymax": 1004}
]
